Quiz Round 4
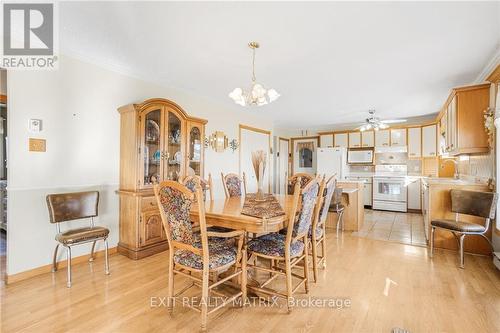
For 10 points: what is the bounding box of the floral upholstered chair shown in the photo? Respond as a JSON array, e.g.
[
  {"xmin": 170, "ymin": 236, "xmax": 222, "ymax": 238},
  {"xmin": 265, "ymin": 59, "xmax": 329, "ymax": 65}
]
[
  {"xmin": 221, "ymin": 172, "xmax": 247, "ymax": 198},
  {"xmin": 154, "ymin": 181, "xmax": 247, "ymax": 332},
  {"xmin": 287, "ymin": 173, "xmax": 314, "ymax": 195},
  {"xmin": 181, "ymin": 173, "xmax": 213, "ymax": 202},
  {"xmin": 309, "ymin": 175, "xmax": 336, "ymax": 282},
  {"xmin": 247, "ymin": 179, "xmax": 319, "ymax": 312}
]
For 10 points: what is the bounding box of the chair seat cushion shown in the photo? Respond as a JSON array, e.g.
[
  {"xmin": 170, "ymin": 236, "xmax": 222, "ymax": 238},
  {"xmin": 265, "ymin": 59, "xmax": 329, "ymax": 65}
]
[
  {"xmin": 55, "ymin": 226, "xmax": 109, "ymax": 245},
  {"xmin": 173, "ymin": 245, "xmax": 237, "ymax": 270},
  {"xmin": 247, "ymin": 233, "xmax": 304, "ymax": 258},
  {"xmin": 329, "ymin": 204, "xmax": 344, "ymax": 213},
  {"xmin": 192, "ymin": 231, "xmax": 236, "ymax": 250},
  {"xmin": 431, "ymin": 219, "xmax": 486, "ymax": 232}
]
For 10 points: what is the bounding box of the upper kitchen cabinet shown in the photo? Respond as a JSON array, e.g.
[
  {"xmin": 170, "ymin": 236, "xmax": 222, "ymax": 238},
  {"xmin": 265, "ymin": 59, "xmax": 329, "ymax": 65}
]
[
  {"xmin": 319, "ymin": 133, "xmax": 333, "ymax": 148},
  {"xmin": 348, "ymin": 132, "xmax": 361, "ymax": 148},
  {"xmin": 375, "ymin": 129, "xmax": 390, "ymax": 147},
  {"xmin": 361, "ymin": 130, "xmax": 375, "ymax": 147},
  {"xmin": 408, "ymin": 127, "xmax": 422, "ymax": 158},
  {"xmin": 438, "ymin": 83, "xmax": 490, "ymax": 155},
  {"xmin": 390, "ymin": 128, "xmax": 406, "ymax": 146},
  {"xmin": 422, "ymin": 124, "xmax": 437, "ymax": 157},
  {"xmin": 334, "ymin": 132, "xmax": 348, "ymax": 148}
]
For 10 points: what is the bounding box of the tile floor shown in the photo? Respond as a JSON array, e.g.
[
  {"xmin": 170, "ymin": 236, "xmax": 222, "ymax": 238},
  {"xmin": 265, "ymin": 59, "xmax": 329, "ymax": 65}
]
[{"xmin": 351, "ymin": 209, "xmax": 427, "ymax": 246}]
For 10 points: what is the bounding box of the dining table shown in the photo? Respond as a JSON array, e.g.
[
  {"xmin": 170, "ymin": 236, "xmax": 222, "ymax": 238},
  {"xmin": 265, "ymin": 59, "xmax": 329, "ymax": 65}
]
[{"xmin": 190, "ymin": 194, "xmax": 295, "ymax": 233}]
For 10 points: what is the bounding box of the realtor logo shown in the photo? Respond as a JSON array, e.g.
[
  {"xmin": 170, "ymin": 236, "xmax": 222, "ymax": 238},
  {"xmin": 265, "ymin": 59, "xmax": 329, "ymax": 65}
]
[{"xmin": 1, "ymin": 2, "xmax": 58, "ymax": 69}]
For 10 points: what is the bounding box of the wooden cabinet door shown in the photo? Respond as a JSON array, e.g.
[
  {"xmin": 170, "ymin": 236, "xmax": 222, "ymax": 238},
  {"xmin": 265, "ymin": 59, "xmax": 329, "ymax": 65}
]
[
  {"xmin": 348, "ymin": 132, "xmax": 361, "ymax": 148},
  {"xmin": 361, "ymin": 131, "xmax": 374, "ymax": 147},
  {"xmin": 408, "ymin": 127, "xmax": 421, "ymax": 158},
  {"xmin": 375, "ymin": 130, "xmax": 390, "ymax": 147},
  {"xmin": 140, "ymin": 211, "xmax": 166, "ymax": 247},
  {"xmin": 334, "ymin": 133, "xmax": 348, "ymax": 148},
  {"xmin": 186, "ymin": 121, "xmax": 204, "ymax": 177},
  {"xmin": 320, "ymin": 134, "xmax": 333, "ymax": 148},
  {"xmin": 390, "ymin": 129, "xmax": 406, "ymax": 146},
  {"xmin": 422, "ymin": 125, "xmax": 437, "ymax": 157},
  {"xmin": 139, "ymin": 107, "xmax": 165, "ymax": 188}
]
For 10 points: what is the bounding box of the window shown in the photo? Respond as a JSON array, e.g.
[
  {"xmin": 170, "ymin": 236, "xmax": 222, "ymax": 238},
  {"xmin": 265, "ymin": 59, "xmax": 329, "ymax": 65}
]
[{"xmin": 299, "ymin": 147, "xmax": 313, "ymax": 168}]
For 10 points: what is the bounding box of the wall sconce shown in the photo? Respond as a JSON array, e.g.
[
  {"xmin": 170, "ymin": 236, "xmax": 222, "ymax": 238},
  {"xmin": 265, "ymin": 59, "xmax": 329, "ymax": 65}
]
[
  {"xmin": 206, "ymin": 131, "xmax": 229, "ymax": 152},
  {"xmin": 229, "ymin": 139, "xmax": 239, "ymax": 153}
]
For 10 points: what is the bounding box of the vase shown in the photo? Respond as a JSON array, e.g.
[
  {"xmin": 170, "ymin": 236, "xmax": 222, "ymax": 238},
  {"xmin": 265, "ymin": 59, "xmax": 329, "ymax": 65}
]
[{"xmin": 255, "ymin": 161, "xmax": 265, "ymax": 201}]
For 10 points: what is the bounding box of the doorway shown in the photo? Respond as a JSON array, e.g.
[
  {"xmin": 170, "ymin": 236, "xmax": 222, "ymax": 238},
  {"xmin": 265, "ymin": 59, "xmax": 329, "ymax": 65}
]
[
  {"xmin": 239, "ymin": 125, "xmax": 272, "ymax": 193},
  {"xmin": 277, "ymin": 137, "xmax": 289, "ymax": 194},
  {"xmin": 291, "ymin": 137, "xmax": 319, "ymax": 175}
]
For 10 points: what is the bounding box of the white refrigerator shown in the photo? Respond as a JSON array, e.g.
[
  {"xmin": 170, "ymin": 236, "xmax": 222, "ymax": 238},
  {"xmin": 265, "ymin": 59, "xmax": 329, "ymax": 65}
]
[{"xmin": 316, "ymin": 147, "xmax": 348, "ymax": 180}]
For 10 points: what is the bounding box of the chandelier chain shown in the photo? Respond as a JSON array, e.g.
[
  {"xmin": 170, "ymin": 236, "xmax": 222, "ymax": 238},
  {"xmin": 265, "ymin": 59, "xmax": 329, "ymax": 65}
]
[{"xmin": 252, "ymin": 47, "xmax": 256, "ymax": 82}]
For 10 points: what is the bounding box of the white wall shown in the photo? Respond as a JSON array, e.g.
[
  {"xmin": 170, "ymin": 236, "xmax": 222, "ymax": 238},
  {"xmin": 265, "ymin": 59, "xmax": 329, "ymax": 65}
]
[{"xmin": 7, "ymin": 55, "xmax": 273, "ymax": 275}]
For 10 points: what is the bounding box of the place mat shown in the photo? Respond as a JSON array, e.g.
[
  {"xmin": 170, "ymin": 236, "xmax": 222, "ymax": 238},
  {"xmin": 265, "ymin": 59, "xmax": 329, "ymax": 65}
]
[{"xmin": 241, "ymin": 193, "xmax": 286, "ymax": 219}]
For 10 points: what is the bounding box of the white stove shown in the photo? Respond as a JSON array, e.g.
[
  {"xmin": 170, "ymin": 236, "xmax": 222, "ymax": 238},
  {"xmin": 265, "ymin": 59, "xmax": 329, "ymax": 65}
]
[{"xmin": 373, "ymin": 165, "xmax": 408, "ymax": 212}]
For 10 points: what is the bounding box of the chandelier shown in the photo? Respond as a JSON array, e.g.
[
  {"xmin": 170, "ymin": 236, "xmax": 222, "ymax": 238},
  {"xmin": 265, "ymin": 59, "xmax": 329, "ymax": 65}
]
[{"xmin": 229, "ymin": 42, "xmax": 280, "ymax": 107}]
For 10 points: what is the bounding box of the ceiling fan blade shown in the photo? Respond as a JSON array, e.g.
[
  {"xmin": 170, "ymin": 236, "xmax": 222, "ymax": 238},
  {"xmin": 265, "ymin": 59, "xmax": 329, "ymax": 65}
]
[{"xmin": 380, "ymin": 119, "xmax": 407, "ymax": 124}]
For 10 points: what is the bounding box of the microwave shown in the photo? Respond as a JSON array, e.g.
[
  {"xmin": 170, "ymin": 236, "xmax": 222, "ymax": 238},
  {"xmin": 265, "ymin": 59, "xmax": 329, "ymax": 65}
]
[{"xmin": 347, "ymin": 149, "xmax": 373, "ymax": 164}]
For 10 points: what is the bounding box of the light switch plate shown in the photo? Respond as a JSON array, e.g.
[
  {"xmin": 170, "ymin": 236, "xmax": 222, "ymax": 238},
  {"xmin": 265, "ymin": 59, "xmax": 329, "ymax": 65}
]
[{"xmin": 29, "ymin": 138, "xmax": 46, "ymax": 152}]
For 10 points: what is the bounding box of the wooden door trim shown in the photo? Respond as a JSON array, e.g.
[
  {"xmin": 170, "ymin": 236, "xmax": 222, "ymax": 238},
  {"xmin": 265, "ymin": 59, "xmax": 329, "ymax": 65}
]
[
  {"xmin": 238, "ymin": 124, "xmax": 272, "ymax": 192},
  {"xmin": 278, "ymin": 137, "xmax": 290, "ymax": 194},
  {"xmin": 290, "ymin": 136, "xmax": 320, "ymax": 175}
]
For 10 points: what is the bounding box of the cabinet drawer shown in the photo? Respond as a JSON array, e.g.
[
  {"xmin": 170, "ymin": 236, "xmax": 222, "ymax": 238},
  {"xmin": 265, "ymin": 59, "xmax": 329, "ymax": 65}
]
[{"xmin": 141, "ymin": 196, "xmax": 158, "ymax": 211}]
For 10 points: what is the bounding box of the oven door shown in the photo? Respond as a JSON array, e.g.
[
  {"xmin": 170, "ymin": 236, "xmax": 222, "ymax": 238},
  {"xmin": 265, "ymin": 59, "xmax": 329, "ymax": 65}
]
[{"xmin": 373, "ymin": 177, "xmax": 407, "ymax": 202}]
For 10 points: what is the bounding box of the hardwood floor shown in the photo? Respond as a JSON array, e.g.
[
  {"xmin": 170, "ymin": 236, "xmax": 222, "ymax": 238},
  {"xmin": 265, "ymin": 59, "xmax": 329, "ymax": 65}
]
[{"xmin": 2, "ymin": 228, "xmax": 500, "ymax": 333}]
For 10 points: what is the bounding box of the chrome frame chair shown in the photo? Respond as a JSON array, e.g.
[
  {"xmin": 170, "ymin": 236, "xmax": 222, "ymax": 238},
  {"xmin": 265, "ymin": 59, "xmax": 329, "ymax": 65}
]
[
  {"xmin": 154, "ymin": 181, "xmax": 247, "ymax": 332},
  {"xmin": 329, "ymin": 187, "xmax": 345, "ymax": 238},
  {"xmin": 46, "ymin": 191, "xmax": 110, "ymax": 288},
  {"xmin": 221, "ymin": 172, "xmax": 247, "ymax": 198},
  {"xmin": 430, "ymin": 189, "xmax": 498, "ymax": 268}
]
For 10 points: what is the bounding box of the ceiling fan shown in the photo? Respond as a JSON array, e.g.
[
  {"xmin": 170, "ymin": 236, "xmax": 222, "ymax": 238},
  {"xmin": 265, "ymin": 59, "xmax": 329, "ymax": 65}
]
[{"xmin": 356, "ymin": 109, "xmax": 407, "ymax": 131}]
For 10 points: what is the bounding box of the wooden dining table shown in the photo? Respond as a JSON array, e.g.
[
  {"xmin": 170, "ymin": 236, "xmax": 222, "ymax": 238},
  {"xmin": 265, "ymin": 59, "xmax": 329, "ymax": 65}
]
[{"xmin": 190, "ymin": 194, "xmax": 295, "ymax": 233}]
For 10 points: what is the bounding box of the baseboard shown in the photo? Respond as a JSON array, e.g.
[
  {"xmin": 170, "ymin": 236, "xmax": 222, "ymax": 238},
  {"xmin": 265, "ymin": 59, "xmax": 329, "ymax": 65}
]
[{"xmin": 6, "ymin": 246, "xmax": 117, "ymax": 285}]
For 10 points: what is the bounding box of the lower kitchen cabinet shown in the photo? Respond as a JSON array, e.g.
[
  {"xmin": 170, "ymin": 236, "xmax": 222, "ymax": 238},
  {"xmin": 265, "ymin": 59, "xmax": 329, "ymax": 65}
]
[{"xmin": 407, "ymin": 179, "xmax": 421, "ymax": 210}]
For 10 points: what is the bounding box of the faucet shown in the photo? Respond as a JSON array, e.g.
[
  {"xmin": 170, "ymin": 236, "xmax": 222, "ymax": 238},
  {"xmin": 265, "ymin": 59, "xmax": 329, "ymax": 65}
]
[{"xmin": 441, "ymin": 159, "xmax": 459, "ymax": 179}]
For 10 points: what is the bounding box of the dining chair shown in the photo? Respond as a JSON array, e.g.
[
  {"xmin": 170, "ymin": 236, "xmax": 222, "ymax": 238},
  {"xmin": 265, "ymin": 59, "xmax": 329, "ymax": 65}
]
[
  {"xmin": 247, "ymin": 179, "xmax": 319, "ymax": 312},
  {"xmin": 329, "ymin": 187, "xmax": 345, "ymax": 238},
  {"xmin": 309, "ymin": 175, "xmax": 336, "ymax": 282},
  {"xmin": 46, "ymin": 191, "xmax": 110, "ymax": 288},
  {"xmin": 430, "ymin": 189, "xmax": 497, "ymax": 268},
  {"xmin": 154, "ymin": 181, "xmax": 247, "ymax": 332},
  {"xmin": 287, "ymin": 172, "xmax": 314, "ymax": 194},
  {"xmin": 181, "ymin": 173, "xmax": 214, "ymax": 202},
  {"xmin": 221, "ymin": 172, "xmax": 247, "ymax": 198}
]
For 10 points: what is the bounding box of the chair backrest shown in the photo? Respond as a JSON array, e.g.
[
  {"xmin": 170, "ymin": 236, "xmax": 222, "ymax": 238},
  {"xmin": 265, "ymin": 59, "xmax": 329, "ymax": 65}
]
[
  {"xmin": 46, "ymin": 191, "xmax": 99, "ymax": 223},
  {"xmin": 154, "ymin": 181, "xmax": 196, "ymax": 246},
  {"xmin": 287, "ymin": 173, "xmax": 314, "ymax": 195},
  {"xmin": 288, "ymin": 179, "xmax": 320, "ymax": 239},
  {"xmin": 450, "ymin": 189, "xmax": 498, "ymax": 219},
  {"xmin": 331, "ymin": 187, "xmax": 343, "ymax": 206},
  {"xmin": 318, "ymin": 176, "xmax": 336, "ymax": 224},
  {"xmin": 182, "ymin": 174, "xmax": 213, "ymax": 202},
  {"xmin": 221, "ymin": 172, "xmax": 246, "ymax": 198}
]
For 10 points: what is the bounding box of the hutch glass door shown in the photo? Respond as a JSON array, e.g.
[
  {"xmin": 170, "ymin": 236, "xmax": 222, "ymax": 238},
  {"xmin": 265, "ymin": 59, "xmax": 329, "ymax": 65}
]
[
  {"xmin": 142, "ymin": 109, "xmax": 162, "ymax": 186},
  {"xmin": 188, "ymin": 125, "xmax": 202, "ymax": 176},
  {"xmin": 166, "ymin": 112, "xmax": 182, "ymax": 180}
]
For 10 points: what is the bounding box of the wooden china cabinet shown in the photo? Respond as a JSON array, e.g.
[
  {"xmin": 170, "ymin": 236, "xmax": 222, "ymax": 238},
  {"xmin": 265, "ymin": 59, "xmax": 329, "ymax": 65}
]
[{"xmin": 117, "ymin": 98, "xmax": 207, "ymax": 259}]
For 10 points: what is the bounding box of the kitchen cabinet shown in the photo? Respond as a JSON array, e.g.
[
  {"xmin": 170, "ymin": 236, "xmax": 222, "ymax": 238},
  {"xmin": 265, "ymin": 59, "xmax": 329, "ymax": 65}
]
[
  {"xmin": 408, "ymin": 127, "xmax": 422, "ymax": 158},
  {"xmin": 345, "ymin": 176, "xmax": 372, "ymax": 206},
  {"xmin": 348, "ymin": 132, "xmax": 361, "ymax": 148},
  {"xmin": 407, "ymin": 179, "xmax": 421, "ymax": 210},
  {"xmin": 334, "ymin": 133, "xmax": 348, "ymax": 148},
  {"xmin": 422, "ymin": 125, "xmax": 437, "ymax": 157},
  {"xmin": 390, "ymin": 128, "xmax": 407, "ymax": 146},
  {"xmin": 375, "ymin": 129, "xmax": 390, "ymax": 147},
  {"xmin": 361, "ymin": 131, "xmax": 374, "ymax": 147},
  {"xmin": 438, "ymin": 83, "xmax": 490, "ymax": 155},
  {"xmin": 320, "ymin": 134, "xmax": 333, "ymax": 148}
]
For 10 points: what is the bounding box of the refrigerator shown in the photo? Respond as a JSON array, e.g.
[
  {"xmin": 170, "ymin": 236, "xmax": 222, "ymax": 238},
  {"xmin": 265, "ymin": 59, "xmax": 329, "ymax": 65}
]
[{"xmin": 316, "ymin": 147, "xmax": 348, "ymax": 180}]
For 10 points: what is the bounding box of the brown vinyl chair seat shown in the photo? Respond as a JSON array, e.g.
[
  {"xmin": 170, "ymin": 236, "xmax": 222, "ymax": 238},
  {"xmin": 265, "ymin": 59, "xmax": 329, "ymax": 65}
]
[
  {"xmin": 431, "ymin": 219, "xmax": 485, "ymax": 233},
  {"xmin": 55, "ymin": 226, "xmax": 109, "ymax": 245}
]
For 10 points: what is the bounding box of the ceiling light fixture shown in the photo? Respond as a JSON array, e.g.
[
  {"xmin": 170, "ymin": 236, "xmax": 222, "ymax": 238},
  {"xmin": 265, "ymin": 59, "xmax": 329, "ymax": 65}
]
[{"xmin": 229, "ymin": 42, "xmax": 280, "ymax": 107}]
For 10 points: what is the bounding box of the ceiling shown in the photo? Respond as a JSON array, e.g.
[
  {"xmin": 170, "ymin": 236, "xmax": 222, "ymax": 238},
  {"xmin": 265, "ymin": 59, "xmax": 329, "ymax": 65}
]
[{"xmin": 59, "ymin": 2, "xmax": 500, "ymax": 129}]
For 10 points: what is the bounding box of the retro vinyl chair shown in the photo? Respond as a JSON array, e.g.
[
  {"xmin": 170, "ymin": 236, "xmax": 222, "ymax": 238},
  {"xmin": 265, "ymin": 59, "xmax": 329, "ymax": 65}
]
[
  {"xmin": 46, "ymin": 191, "xmax": 110, "ymax": 287},
  {"xmin": 430, "ymin": 189, "xmax": 498, "ymax": 268}
]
